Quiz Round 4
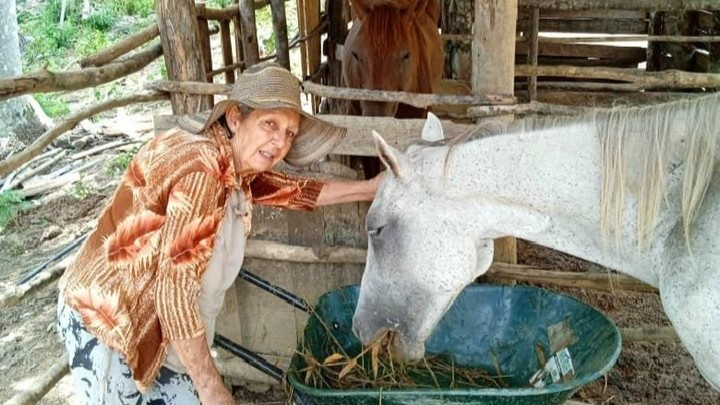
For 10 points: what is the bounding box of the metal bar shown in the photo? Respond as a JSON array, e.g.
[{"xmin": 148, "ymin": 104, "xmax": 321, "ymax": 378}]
[
  {"xmin": 213, "ymin": 335, "xmax": 314, "ymax": 405},
  {"xmin": 17, "ymin": 232, "xmax": 88, "ymax": 285},
  {"xmin": 214, "ymin": 334, "xmax": 284, "ymax": 381},
  {"xmin": 237, "ymin": 269, "xmax": 309, "ymax": 312}
]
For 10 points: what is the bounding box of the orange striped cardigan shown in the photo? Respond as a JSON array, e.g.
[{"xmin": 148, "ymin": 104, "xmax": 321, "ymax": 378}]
[{"xmin": 59, "ymin": 123, "xmax": 323, "ymax": 391}]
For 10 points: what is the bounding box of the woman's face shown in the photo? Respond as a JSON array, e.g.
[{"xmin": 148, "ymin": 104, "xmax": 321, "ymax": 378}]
[{"xmin": 227, "ymin": 105, "xmax": 301, "ymax": 175}]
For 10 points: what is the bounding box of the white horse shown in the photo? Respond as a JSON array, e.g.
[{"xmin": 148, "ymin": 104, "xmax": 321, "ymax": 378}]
[{"xmin": 351, "ymin": 94, "xmax": 720, "ymax": 391}]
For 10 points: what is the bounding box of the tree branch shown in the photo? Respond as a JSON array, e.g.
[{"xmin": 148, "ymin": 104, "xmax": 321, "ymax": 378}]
[
  {"xmin": 79, "ymin": 24, "xmax": 160, "ymax": 67},
  {"xmin": 0, "ymin": 92, "xmax": 169, "ymax": 177},
  {"xmin": 0, "ymin": 44, "xmax": 163, "ymax": 101}
]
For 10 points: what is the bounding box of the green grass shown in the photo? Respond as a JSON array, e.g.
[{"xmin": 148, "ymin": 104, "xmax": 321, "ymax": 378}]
[
  {"xmin": 111, "ymin": 0, "xmax": 155, "ymax": 17},
  {"xmin": 256, "ymin": 7, "xmax": 276, "ymax": 56},
  {"xmin": 34, "ymin": 93, "xmax": 70, "ymax": 117},
  {"xmin": 18, "ymin": 0, "xmax": 155, "ymax": 72},
  {"xmin": 16, "ymin": 0, "xmax": 157, "ymax": 121},
  {"xmin": 0, "ymin": 191, "xmax": 31, "ymax": 230},
  {"xmin": 207, "ymin": 0, "xmax": 233, "ymax": 9},
  {"xmin": 254, "ymin": 0, "xmax": 300, "ymax": 57}
]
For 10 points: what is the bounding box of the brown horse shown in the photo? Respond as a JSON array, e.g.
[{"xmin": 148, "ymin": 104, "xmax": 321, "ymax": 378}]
[{"xmin": 343, "ymin": 0, "xmax": 444, "ymax": 118}]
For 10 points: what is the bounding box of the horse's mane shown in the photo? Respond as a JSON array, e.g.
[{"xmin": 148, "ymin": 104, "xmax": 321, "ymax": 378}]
[{"xmin": 418, "ymin": 93, "xmax": 720, "ymax": 250}]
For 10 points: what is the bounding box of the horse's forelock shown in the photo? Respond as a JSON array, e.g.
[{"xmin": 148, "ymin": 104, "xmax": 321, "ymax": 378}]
[{"xmin": 363, "ymin": 7, "xmax": 415, "ymax": 55}]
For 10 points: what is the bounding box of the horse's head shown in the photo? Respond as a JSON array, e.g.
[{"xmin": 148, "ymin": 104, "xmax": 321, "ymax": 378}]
[
  {"xmin": 353, "ymin": 120, "xmax": 551, "ymax": 360},
  {"xmin": 343, "ymin": 0, "xmax": 442, "ymax": 117},
  {"xmin": 352, "ymin": 130, "xmax": 489, "ymax": 359}
]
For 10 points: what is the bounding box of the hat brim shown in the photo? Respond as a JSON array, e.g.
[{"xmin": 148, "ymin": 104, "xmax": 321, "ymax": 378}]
[{"xmin": 178, "ymin": 100, "xmax": 346, "ymax": 167}]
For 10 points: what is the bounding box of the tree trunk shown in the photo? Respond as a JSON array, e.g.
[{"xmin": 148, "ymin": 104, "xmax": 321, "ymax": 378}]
[
  {"xmin": 0, "ymin": 0, "xmax": 47, "ymax": 159},
  {"xmin": 155, "ymin": 0, "xmax": 211, "ymax": 114}
]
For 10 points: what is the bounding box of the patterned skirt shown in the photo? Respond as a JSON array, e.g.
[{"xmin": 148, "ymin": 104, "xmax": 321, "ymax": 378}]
[{"xmin": 56, "ymin": 295, "xmax": 200, "ymax": 404}]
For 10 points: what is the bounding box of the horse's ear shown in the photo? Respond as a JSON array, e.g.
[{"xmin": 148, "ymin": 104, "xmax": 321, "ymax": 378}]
[
  {"xmin": 421, "ymin": 112, "xmax": 444, "ymax": 142},
  {"xmin": 372, "ymin": 130, "xmax": 410, "ymax": 179},
  {"xmin": 426, "ymin": 0, "xmax": 441, "ymax": 22},
  {"xmin": 350, "ymin": 0, "xmax": 371, "ymax": 19},
  {"xmin": 409, "ymin": 0, "xmax": 440, "ymax": 21}
]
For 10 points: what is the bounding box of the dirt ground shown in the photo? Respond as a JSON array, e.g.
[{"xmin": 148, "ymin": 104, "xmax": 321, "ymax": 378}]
[{"xmin": 1, "ymin": 123, "xmax": 719, "ymax": 405}]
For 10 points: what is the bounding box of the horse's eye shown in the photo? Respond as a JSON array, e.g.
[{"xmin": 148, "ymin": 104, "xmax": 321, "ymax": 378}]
[
  {"xmin": 402, "ymin": 52, "xmax": 411, "ymax": 61},
  {"xmin": 368, "ymin": 226, "xmax": 384, "ymax": 238},
  {"xmin": 351, "ymin": 51, "xmax": 360, "ymax": 61}
]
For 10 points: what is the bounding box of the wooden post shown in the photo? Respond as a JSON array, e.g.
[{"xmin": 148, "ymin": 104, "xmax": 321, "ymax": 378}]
[
  {"xmin": 269, "ymin": 0, "xmax": 290, "ymax": 70},
  {"xmin": 296, "ymin": 0, "xmax": 308, "ymax": 78},
  {"xmin": 473, "ymin": 0, "xmax": 518, "ymax": 264},
  {"xmin": 239, "ymin": 0, "xmax": 260, "ymax": 67},
  {"xmin": 298, "ymin": 0, "xmax": 322, "ymax": 114},
  {"xmin": 527, "ymin": 8, "xmax": 540, "ymax": 101},
  {"xmin": 196, "ymin": 5, "xmax": 212, "ymax": 77},
  {"xmin": 220, "ymin": 20, "xmax": 236, "ymax": 83},
  {"xmin": 155, "ymin": 0, "xmax": 211, "ymax": 114},
  {"xmin": 323, "ymin": 0, "xmax": 350, "ymax": 114},
  {"xmin": 233, "ymin": 15, "xmax": 245, "ymax": 72},
  {"xmin": 231, "ymin": 0, "xmax": 245, "ymax": 73},
  {"xmin": 196, "ymin": 4, "xmax": 214, "ymax": 105}
]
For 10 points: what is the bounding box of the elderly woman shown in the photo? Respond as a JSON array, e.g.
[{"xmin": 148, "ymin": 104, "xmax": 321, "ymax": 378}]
[{"xmin": 57, "ymin": 64, "xmax": 383, "ymax": 404}]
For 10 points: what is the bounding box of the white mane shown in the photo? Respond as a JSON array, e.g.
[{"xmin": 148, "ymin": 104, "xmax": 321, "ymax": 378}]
[{"xmin": 423, "ymin": 93, "xmax": 720, "ymax": 250}]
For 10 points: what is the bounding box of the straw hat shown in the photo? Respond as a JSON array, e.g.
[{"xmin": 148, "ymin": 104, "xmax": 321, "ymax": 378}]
[{"xmin": 178, "ymin": 63, "xmax": 346, "ymax": 167}]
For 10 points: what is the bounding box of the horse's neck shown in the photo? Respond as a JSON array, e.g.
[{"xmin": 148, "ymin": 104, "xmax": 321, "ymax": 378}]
[{"xmin": 431, "ymin": 123, "xmax": 686, "ymax": 287}]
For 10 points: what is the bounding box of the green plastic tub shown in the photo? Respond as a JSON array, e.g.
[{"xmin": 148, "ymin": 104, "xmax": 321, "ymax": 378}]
[{"xmin": 287, "ymin": 284, "xmax": 621, "ymax": 405}]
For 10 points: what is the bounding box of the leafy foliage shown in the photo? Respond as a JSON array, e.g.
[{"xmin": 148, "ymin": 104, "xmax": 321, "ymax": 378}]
[
  {"xmin": 105, "ymin": 146, "xmax": 140, "ymax": 176},
  {"xmin": 71, "ymin": 180, "xmax": 92, "ymax": 200}
]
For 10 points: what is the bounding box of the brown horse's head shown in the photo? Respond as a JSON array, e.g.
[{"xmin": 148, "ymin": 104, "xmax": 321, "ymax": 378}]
[{"xmin": 343, "ymin": 0, "xmax": 443, "ymax": 118}]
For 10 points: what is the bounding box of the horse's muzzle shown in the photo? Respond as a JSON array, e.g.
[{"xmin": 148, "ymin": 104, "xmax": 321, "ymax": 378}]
[
  {"xmin": 360, "ymin": 100, "xmax": 399, "ymax": 117},
  {"xmin": 352, "ymin": 307, "xmax": 426, "ymax": 361}
]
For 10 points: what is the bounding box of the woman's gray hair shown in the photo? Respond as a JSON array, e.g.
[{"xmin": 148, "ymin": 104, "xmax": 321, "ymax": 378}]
[{"xmin": 223, "ymin": 104, "xmax": 254, "ymax": 138}]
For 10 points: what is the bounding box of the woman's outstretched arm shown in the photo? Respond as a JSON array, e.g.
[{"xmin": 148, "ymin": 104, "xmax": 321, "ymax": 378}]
[{"xmin": 316, "ymin": 171, "xmax": 385, "ymax": 206}]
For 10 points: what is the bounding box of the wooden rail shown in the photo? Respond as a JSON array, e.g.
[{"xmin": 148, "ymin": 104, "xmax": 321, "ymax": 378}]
[
  {"xmin": 515, "ymin": 64, "xmax": 720, "ymax": 89},
  {"xmin": 518, "ymin": 0, "xmax": 720, "ymax": 11},
  {"xmin": 243, "ymin": 240, "xmax": 659, "ymax": 294},
  {"xmin": 145, "ymin": 79, "xmax": 518, "ymax": 108}
]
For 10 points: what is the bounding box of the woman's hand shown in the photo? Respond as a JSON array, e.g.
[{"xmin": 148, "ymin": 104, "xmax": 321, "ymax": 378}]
[
  {"xmin": 366, "ymin": 170, "xmax": 386, "ymax": 200},
  {"xmin": 171, "ymin": 334, "xmax": 235, "ymax": 404},
  {"xmin": 316, "ymin": 170, "xmax": 386, "ymax": 206}
]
